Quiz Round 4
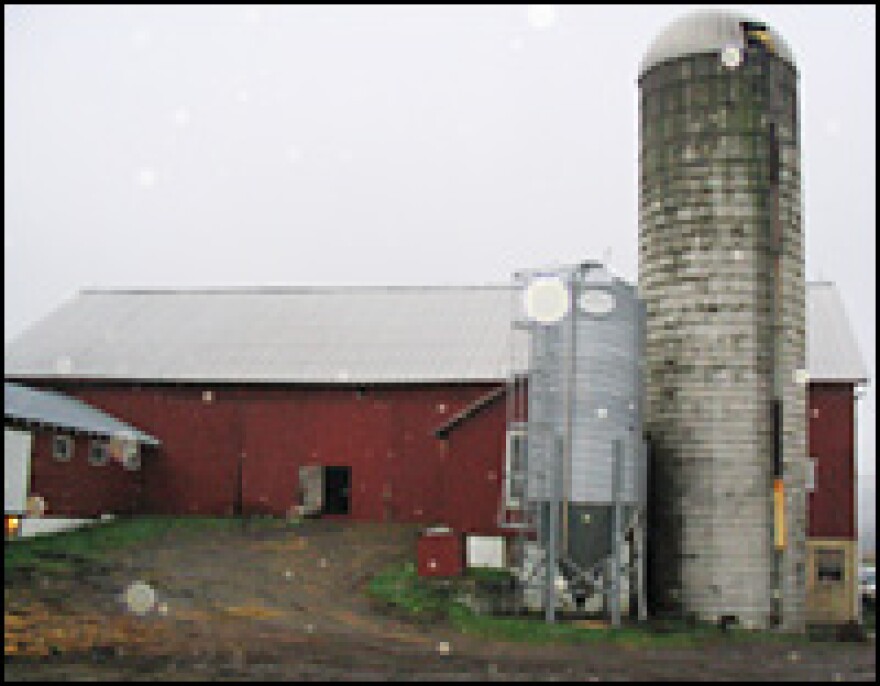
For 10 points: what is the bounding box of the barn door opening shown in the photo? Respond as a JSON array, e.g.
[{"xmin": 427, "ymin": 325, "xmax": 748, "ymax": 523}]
[{"xmin": 323, "ymin": 466, "xmax": 351, "ymax": 516}]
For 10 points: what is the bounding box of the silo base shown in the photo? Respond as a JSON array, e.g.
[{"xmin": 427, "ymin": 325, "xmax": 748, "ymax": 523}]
[{"xmin": 517, "ymin": 541, "xmax": 632, "ymax": 617}]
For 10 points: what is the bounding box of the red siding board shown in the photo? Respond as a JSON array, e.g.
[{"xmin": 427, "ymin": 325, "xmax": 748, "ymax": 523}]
[
  {"xmin": 443, "ymin": 392, "xmax": 509, "ymax": 536},
  {"xmin": 28, "ymin": 429, "xmax": 142, "ymax": 517},
  {"xmin": 240, "ymin": 401, "xmax": 294, "ymax": 516},
  {"xmin": 29, "ymin": 382, "xmax": 504, "ymax": 532},
  {"xmin": 73, "ymin": 388, "xmax": 242, "ymax": 516},
  {"xmin": 30, "ymin": 379, "xmax": 858, "ymax": 548},
  {"xmin": 807, "ymin": 383, "xmax": 856, "ymax": 540}
]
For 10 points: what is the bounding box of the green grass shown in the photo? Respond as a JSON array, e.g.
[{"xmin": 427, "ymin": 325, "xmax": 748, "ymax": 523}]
[
  {"xmin": 863, "ymin": 602, "xmax": 875, "ymax": 632},
  {"xmin": 367, "ymin": 562, "xmax": 454, "ymax": 619},
  {"xmin": 4, "ymin": 516, "xmax": 285, "ymax": 575},
  {"xmin": 367, "ymin": 561, "xmax": 810, "ymax": 648}
]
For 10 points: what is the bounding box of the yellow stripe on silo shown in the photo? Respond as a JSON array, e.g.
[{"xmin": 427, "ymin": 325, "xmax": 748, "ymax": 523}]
[{"xmin": 774, "ymin": 479, "xmax": 786, "ymax": 549}]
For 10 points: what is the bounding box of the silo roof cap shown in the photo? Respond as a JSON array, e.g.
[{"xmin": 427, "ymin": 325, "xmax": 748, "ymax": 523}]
[{"xmin": 640, "ymin": 9, "xmax": 796, "ymax": 76}]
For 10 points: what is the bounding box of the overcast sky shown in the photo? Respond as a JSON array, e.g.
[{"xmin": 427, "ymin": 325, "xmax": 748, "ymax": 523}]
[{"xmin": 4, "ymin": 5, "xmax": 875, "ymax": 542}]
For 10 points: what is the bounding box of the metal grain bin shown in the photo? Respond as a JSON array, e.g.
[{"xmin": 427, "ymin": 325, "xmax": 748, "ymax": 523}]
[
  {"xmin": 522, "ymin": 263, "xmax": 645, "ymax": 507},
  {"xmin": 513, "ymin": 261, "xmax": 647, "ymax": 621}
]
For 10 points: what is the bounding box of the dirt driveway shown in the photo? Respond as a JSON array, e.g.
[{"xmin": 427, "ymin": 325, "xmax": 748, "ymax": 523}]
[{"xmin": 5, "ymin": 520, "xmax": 876, "ymax": 681}]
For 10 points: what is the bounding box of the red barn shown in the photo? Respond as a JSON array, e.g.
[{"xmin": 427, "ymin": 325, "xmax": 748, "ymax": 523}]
[
  {"xmin": 4, "ymin": 287, "xmax": 521, "ymax": 541},
  {"xmin": 4, "ymin": 281, "xmax": 869, "ymax": 593},
  {"xmin": 4, "ymin": 381, "xmax": 159, "ymax": 536},
  {"xmin": 804, "ymin": 282, "xmax": 870, "ymax": 625}
]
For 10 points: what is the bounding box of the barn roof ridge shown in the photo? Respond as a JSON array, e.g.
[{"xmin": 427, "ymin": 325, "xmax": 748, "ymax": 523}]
[
  {"xmin": 5, "ymin": 282, "xmax": 867, "ymax": 386},
  {"xmin": 78, "ymin": 284, "xmax": 515, "ymax": 295}
]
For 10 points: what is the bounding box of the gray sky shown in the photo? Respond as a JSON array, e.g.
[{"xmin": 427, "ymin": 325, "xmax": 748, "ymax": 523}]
[{"xmin": 4, "ymin": 5, "xmax": 875, "ymax": 542}]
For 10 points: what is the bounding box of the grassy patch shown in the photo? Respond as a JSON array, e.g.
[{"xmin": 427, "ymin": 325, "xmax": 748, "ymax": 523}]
[
  {"xmin": 863, "ymin": 602, "xmax": 875, "ymax": 632},
  {"xmin": 367, "ymin": 562, "xmax": 810, "ymax": 648},
  {"xmin": 4, "ymin": 516, "xmax": 286, "ymax": 575},
  {"xmin": 367, "ymin": 562, "xmax": 454, "ymax": 620}
]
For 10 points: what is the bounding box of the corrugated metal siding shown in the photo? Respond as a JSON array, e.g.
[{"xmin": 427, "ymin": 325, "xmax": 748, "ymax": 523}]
[
  {"xmin": 807, "ymin": 383, "xmax": 856, "ymax": 539},
  {"xmin": 525, "ymin": 269, "xmax": 645, "ymax": 505},
  {"xmin": 569, "ymin": 278, "xmax": 644, "ymax": 504},
  {"xmin": 4, "ymin": 288, "xmax": 527, "ymax": 384}
]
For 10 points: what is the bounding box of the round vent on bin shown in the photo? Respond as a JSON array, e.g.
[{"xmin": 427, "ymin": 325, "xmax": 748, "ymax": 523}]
[
  {"xmin": 578, "ymin": 288, "xmax": 615, "ymax": 316},
  {"xmin": 524, "ymin": 276, "xmax": 569, "ymax": 324}
]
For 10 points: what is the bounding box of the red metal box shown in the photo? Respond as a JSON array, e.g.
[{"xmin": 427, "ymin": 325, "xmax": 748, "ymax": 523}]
[{"xmin": 417, "ymin": 527, "xmax": 463, "ymax": 577}]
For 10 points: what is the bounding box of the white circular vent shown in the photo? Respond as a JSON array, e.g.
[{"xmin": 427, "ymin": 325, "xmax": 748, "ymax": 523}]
[
  {"xmin": 579, "ymin": 289, "xmax": 615, "ymax": 315},
  {"xmin": 524, "ymin": 276, "xmax": 570, "ymax": 324},
  {"xmin": 721, "ymin": 44, "xmax": 743, "ymax": 69}
]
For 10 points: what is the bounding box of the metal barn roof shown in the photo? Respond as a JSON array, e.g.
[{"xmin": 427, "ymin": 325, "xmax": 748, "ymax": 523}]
[
  {"xmin": 640, "ymin": 9, "xmax": 796, "ymax": 75},
  {"xmin": 806, "ymin": 282, "xmax": 869, "ymax": 384},
  {"xmin": 4, "ymin": 382, "xmax": 160, "ymax": 445},
  {"xmin": 4, "ymin": 287, "xmax": 529, "ymax": 384},
  {"xmin": 3, "ymin": 282, "xmax": 866, "ymax": 386}
]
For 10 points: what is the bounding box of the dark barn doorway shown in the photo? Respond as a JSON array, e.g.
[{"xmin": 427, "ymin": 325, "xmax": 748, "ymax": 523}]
[{"xmin": 323, "ymin": 466, "xmax": 351, "ymax": 516}]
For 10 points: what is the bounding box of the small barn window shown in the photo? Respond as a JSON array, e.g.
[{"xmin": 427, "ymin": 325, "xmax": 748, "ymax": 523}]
[
  {"xmin": 816, "ymin": 549, "xmax": 844, "ymax": 583},
  {"xmin": 53, "ymin": 435, "xmax": 74, "ymax": 462},
  {"xmin": 89, "ymin": 439, "xmax": 109, "ymax": 467},
  {"xmin": 122, "ymin": 442, "xmax": 141, "ymax": 471}
]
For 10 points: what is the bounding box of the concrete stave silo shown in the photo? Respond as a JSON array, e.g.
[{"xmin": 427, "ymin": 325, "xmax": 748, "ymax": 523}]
[{"xmin": 638, "ymin": 10, "xmax": 807, "ymax": 631}]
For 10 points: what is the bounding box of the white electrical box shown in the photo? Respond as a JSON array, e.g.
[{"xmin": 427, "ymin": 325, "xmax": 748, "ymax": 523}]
[{"xmin": 466, "ymin": 535, "xmax": 506, "ymax": 569}]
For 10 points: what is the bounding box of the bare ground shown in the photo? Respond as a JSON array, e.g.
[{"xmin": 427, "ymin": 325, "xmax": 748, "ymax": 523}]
[{"xmin": 4, "ymin": 520, "xmax": 876, "ymax": 681}]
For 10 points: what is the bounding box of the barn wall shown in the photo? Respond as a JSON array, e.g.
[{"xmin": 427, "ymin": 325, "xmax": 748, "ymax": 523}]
[
  {"xmin": 807, "ymin": 383, "xmax": 856, "ymax": 540},
  {"xmin": 442, "ymin": 393, "xmax": 509, "ymax": 536},
  {"xmin": 27, "ymin": 429, "xmax": 143, "ymax": 517},
  {"xmin": 30, "ymin": 386, "xmax": 244, "ymax": 516},
  {"xmin": 22, "ymin": 380, "xmax": 860, "ymax": 542},
  {"xmin": 33, "ymin": 382, "xmax": 502, "ymax": 530},
  {"xmin": 805, "ymin": 539, "xmax": 859, "ymax": 624}
]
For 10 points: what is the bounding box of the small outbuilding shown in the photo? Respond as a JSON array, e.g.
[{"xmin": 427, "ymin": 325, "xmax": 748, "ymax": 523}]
[
  {"xmin": 804, "ymin": 282, "xmax": 870, "ymax": 626},
  {"xmin": 4, "ymin": 382, "xmax": 160, "ymax": 536}
]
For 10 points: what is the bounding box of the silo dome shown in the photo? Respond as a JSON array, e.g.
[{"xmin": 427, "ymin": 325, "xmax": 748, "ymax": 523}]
[{"xmin": 639, "ymin": 9, "xmax": 796, "ymax": 76}]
